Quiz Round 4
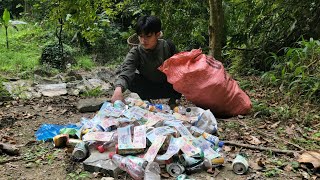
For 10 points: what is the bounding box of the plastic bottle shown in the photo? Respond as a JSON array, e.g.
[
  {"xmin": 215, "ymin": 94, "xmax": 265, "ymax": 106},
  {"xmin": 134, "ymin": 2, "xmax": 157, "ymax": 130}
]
[
  {"xmin": 144, "ymin": 162, "xmax": 161, "ymax": 180},
  {"xmin": 173, "ymin": 106, "xmax": 187, "ymax": 115},
  {"xmin": 109, "ymin": 152, "xmax": 145, "ymax": 180},
  {"xmin": 211, "ymin": 141, "xmax": 225, "ymax": 167},
  {"xmin": 193, "ymin": 109, "xmax": 218, "ymax": 134},
  {"xmin": 215, "ymin": 141, "xmax": 224, "ymax": 152},
  {"xmin": 148, "ymin": 104, "xmax": 172, "ymax": 113},
  {"xmin": 185, "ymin": 107, "xmax": 204, "ymax": 117},
  {"xmin": 202, "ymin": 132, "xmax": 219, "ymax": 147}
]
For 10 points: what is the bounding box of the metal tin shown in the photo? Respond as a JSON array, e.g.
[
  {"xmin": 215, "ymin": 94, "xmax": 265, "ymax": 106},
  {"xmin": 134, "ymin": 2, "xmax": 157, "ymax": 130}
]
[
  {"xmin": 211, "ymin": 157, "xmax": 225, "ymax": 167},
  {"xmin": 53, "ymin": 134, "xmax": 68, "ymax": 148},
  {"xmin": 166, "ymin": 163, "xmax": 185, "ymax": 177},
  {"xmin": 72, "ymin": 141, "xmax": 88, "ymax": 161},
  {"xmin": 232, "ymin": 154, "xmax": 249, "ymax": 175}
]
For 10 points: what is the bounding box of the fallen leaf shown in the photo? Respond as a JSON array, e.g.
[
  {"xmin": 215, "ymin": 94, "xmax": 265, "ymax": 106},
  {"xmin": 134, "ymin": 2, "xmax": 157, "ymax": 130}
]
[
  {"xmin": 257, "ymin": 158, "xmax": 266, "ymax": 167},
  {"xmin": 213, "ymin": 168, "xmax": 220, "ymax": 178},
  {"xmin": 248, "ymin": 135, "xmax": 262, "ymax": 145},
  {"xmin": 207, "ymin": 167, "xmax": 215, "ymax": 174},
  {"xmin": 224, "ymin": 145, "xmax": 232, "ymax": 152},
  {"xmin": 284, "ymin": 164, "xmax": 292, "ymax": 172},
  {"xmin": 249, "ymin": 161, "xmax": 263, "ymax": 170},
  {"xmin": 297, "ymin": 151, "xmax": 320, "ymax": 169},
  {"xmin": 285, "ymin": 125, "xmax": 295, "ymax": 135},
  {"xmin": 270, "ymin": 121, "xmax": 281, "ymax": 129},
  {"xmin": 258, "ymin": 124, "xmax": 267, "ymax": 129}
]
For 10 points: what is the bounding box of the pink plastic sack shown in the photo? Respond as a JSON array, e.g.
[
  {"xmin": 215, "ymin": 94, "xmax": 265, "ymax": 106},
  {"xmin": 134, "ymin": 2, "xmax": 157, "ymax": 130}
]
[{"xmin": 159, "ymin": 49, "xmax": 252, "ymax": 117}]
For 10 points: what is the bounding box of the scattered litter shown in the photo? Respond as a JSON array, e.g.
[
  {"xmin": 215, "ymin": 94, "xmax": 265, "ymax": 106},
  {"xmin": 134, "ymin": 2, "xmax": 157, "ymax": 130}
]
[{"xmin": 35, "ymin": 93, "xmax": 229, "ymax": 179}]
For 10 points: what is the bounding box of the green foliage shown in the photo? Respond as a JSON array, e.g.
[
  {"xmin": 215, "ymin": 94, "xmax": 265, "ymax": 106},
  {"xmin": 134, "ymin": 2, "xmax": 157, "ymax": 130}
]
[
  {"xmin": 225, "ymin": 0, "xmax": 320, "ymax": 73},
  {"xmin": 66, "ymin": 172, "xmax": 90, "ymax": 180},
  {"xmin": 137, "ymin": 0, "xmax": 209, "ymax": 51},
  {"xmin": 263, "ymin": 167, "xmax": 282, "ymax": 178},
  {"xmin": 81, "ymin": 86, "xmax": 103, "ymax": 97},
  {"xmin": 0, "ymin": 23, "xmax": 43, "ymax": 75},
  {"xmin": 74, "ymin": 55, "xmax": 95, "ymax": 71},
  {"xmin": 0, "ymin": 76, "xmax": 11, "ymax": 100},
  {"xmin": 261, "ymin": 38, "xmax": 320, "ymax": 103},
  {"xmin": 40, "ymin": 43, "xmax": 75, "ymax": 70}
]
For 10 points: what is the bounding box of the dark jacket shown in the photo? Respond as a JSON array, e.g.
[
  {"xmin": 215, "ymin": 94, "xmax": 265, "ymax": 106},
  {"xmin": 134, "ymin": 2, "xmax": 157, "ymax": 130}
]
[{"xmin": 115, "ymin": 39, "xmax": 177, "ymax": 91}]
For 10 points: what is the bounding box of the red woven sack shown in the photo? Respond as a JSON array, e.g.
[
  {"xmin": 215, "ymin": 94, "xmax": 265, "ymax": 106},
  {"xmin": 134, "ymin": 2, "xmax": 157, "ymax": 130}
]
[{"xmin": 158, "ymin": 49, "xmax": 252, "ymax": 117}]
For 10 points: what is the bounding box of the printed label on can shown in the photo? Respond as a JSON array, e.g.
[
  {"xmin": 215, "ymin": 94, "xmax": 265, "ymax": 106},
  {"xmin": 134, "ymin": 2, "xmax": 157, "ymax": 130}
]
[{"xmin": 232, "ymin": 154, "xmax": 249, "ymax": 174}]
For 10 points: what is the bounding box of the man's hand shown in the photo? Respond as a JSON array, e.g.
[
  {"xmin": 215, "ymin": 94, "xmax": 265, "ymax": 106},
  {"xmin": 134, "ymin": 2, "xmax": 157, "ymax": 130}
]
[{"xmin": 111, "ymin": 86, "xmax": 124, "ymax": 103}]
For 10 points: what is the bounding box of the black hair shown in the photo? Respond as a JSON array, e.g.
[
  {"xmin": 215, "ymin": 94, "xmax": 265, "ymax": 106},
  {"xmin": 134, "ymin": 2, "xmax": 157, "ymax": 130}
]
[{"xmin": 135, "ymin": 15, "xmax": 161, "ymax": 35}]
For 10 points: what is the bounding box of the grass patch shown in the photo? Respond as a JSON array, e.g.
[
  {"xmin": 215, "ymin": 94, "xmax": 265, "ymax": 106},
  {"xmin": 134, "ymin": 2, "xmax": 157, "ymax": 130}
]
[
  {"xmin": 80, "ymin": 86, "xmax": 104, "ymax": 97},
  {"xmin": 0, "ymin": 23, "xmax": 50, "ymax": 75},
  {"xmin": 73, "ymin": 55, "xmax": 95, "ymax": 71}
]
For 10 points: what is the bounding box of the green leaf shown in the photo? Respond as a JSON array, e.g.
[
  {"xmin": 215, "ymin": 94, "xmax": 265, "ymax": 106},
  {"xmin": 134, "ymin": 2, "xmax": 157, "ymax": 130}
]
[{"xmin": 3, "ymin": 9, "xmax": 10, "ymax": 26}]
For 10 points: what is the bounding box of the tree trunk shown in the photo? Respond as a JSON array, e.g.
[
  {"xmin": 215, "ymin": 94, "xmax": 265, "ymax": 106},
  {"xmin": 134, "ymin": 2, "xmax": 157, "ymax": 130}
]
[{"xmin": 208, "ymin": 0, "xmax": 223, "ymax": 61}]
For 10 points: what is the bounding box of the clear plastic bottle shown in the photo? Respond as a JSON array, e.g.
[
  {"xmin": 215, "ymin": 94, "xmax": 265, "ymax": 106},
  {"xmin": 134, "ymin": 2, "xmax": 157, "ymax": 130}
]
[
  {"xmin": 109, "ymin": 152, "xmax": 145, "ymax": 180},
  {"xmin": 144, "ymin": 162, "xmax": 161, "ymax": 180},
  {"xmin": 212, "ymin": 141, "xmax": 225, "ymax": 167},
  {"xmin": 173, "ymin": 106, "xmax": 187, "ymax": 115},
  {"xmin": 202, "ymin": 132, "xmax": 219, "ymax": 147},
  {"xmin": 148, "ymin": 104, "xmax": 172, "ymax": 113},
  {"xmin": 215, "ymin": 141, "xmax": 224, "ymax": 152}
]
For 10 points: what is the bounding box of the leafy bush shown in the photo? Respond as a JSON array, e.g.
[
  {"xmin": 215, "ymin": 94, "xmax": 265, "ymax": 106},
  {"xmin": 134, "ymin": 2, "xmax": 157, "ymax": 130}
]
[
  {"xmin": 261, "ymin": 38, "xmax": 320, "ymax": 103},
  {"xmin": 40, "ymin": 44, "xmax": 76, "ymax": 70}
]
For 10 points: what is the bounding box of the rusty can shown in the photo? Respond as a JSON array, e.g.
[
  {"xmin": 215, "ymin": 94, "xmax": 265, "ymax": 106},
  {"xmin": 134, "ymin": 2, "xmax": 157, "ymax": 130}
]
[
  {"xmin": 53, "ymin": 134, "xmax": 68, "ymax": 148},
  {"xmin": 232, "ymin": 154, "xmax": 249, "ymax": 175}
]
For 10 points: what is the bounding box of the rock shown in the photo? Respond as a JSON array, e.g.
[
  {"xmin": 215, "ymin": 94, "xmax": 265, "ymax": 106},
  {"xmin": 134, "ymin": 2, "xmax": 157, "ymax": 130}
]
[
  {"xmin": 83, "ymin": 150, "xmax": 121, "ymax": 178},
  {"xmin": 35, "ymin": 83, "xmax": 67, "ymax": 97},
  {"xmin": 77, "ymin": 97, "xmax": 110, "ymax": 113},
  {"xmin": 84, "ymin": 78, "xmax": 112, "ymax": 91},
  {"xmin": 96, "ymin": 68, "xmax": 116, "ymax": 84},
  {"xmin": 66, "ymin": 70, "xmax": 83, "ymax": 81}
]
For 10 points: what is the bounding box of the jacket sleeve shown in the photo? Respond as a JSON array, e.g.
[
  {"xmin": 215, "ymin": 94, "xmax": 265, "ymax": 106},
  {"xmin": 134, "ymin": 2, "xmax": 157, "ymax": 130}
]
[{"xmin": 114, "ymin": 47, "xmax": 139, "ymax": 91}]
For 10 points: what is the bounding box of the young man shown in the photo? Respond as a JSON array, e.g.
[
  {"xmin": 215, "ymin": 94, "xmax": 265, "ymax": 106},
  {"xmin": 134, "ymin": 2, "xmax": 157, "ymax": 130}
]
[{"xmin": 111, "ymin": 15, "xmax": 181, "ymax": 106}]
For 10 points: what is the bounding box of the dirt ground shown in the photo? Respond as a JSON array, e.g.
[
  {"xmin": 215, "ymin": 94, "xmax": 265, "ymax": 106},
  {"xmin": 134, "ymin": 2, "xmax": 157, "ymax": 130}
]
[{"xmin": 0, "ymin": 95, "xmax": 316, "ymax": 180}]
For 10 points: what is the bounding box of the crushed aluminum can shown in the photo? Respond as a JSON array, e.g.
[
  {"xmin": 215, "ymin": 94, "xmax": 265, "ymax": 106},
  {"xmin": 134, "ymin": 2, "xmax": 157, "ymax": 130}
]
[
  {"xmin": 232, "ymin": 154, "xmax": 249, "ymax": 175},
  {"xmin": 179, "ymin": 154, "xmax": 203, "ymax": 167},
  {"xmin": 166, "ymin": 163, "xmax": 185, "ymax": 177}
]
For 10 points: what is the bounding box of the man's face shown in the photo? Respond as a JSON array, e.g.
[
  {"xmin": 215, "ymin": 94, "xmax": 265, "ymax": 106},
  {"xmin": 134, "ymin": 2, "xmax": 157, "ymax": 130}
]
[{"xmin": 138, "ymin": 32, "xmax": 160, "ymax": 50}]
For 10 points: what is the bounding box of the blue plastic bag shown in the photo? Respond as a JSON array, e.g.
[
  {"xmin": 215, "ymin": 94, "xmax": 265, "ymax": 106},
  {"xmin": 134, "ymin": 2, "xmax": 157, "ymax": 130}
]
[{"xmin": 35, "ymin": 124, "xmax": 79, "ymax": 141}]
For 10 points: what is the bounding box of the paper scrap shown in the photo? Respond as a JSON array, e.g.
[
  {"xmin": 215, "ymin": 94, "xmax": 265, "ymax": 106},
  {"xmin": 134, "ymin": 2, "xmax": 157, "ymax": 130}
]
[
  {"xmin": 83, "ymin": 132, "xmax": 114, "ymax": 142},
  {"xmin": 180, "ymin": 137, "xmax": 201, "ymax": 157},
  {"xmin": 157, "ymin": 137, "xmax": 183, "ymax": 160},
  {"xmin": 144, "ymin": 136, "xmax": 166, "ymax": 162}
]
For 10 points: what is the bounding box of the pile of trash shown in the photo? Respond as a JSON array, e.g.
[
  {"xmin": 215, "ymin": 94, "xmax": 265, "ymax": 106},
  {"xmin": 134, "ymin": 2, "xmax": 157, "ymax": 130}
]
[{"xmin": 36, "ymin": 93, "xmax": 231, "ymax": 179}]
